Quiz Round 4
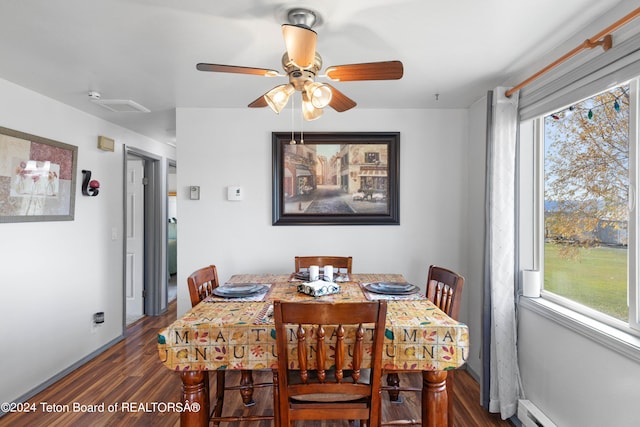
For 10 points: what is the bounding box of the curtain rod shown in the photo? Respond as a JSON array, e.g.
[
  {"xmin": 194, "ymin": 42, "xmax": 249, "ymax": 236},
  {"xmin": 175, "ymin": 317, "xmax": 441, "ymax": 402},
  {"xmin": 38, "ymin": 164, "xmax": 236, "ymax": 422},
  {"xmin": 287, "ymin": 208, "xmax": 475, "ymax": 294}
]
[{"xmin": 505, "ymin": 6, "xmax": 640, "ymax": 98}]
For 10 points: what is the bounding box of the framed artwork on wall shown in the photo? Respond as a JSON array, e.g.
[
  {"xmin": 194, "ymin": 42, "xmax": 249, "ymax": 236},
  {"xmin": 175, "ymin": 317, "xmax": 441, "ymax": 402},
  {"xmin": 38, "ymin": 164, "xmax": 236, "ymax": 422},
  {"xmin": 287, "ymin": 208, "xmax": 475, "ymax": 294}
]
[
  {"xmin": 272, "ymin": 131, "xmax": 400, "ymax": 225},
  {"xmin": 0, "ymin": 126, "xmax": 78, "ymax": 223}
]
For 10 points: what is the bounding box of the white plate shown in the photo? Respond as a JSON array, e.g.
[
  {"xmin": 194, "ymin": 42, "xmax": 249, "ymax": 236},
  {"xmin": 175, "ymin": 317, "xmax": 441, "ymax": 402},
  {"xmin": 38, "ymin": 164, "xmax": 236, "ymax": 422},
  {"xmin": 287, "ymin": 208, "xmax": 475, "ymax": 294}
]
[
  {"xmin": 213, "ymin": 284, "xmax": 266, "ymax": 297},
  {"xmin": 364, "ymin": 282, "xmax": 419, "ymax": 295}
]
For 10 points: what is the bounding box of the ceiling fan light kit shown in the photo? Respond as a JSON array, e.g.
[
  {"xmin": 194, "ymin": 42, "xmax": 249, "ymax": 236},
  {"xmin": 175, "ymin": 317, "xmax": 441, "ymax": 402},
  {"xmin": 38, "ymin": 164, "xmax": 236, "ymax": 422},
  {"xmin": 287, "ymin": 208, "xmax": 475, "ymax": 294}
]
[
  {"xmin": 301, "ymin": 91, "xmax": 323, "ymax": 121},
  {"xmin": 265, "ymin": 84, "xmax": 295, "ymax": 114},
  {"xmin": 304, "ymin": 81, "xmax": 332, "ymax": 108},
  {"xmin": 196, "ymin": 7, "xmax": 403, "ymax": 120}
]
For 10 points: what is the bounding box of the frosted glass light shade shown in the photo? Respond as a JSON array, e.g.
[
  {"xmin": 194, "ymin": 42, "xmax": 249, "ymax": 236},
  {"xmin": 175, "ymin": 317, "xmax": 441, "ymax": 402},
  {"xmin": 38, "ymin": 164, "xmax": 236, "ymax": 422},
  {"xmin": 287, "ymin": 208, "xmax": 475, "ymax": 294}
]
[
  {"xmin": 304, "ymin": 81, "xmax": 332, "ymax": 108},
  {"xmin": 302, "ymin": 92, "xmax": 323, "ymax": 121},
  {"xmin": 265, "ymin": 84, "xmax": 295, "ymax": 113}
]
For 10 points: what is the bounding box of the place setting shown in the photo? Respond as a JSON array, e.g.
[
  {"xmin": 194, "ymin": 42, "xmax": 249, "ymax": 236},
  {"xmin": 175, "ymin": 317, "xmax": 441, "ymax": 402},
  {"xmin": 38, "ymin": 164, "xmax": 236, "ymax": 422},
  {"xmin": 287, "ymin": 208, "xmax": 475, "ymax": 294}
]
[
  {"xmin": 207, "ymin": 283, "xmax": 271, "ymax": 301},
  {"xmin": 361, "ymin": 281, "xmax": 424, "ymax": 300}
]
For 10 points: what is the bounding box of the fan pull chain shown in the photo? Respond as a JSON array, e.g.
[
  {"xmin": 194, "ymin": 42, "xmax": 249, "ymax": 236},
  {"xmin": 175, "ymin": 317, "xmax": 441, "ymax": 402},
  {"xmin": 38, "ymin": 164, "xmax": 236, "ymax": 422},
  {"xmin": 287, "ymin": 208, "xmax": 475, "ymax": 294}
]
[
  {"xmin": 300, "ymin": 94, "xmax": 304, "ymax": 144},
  {"xmin": 289, "ymin": 95, "xmax": 296, "ymax": 144}
]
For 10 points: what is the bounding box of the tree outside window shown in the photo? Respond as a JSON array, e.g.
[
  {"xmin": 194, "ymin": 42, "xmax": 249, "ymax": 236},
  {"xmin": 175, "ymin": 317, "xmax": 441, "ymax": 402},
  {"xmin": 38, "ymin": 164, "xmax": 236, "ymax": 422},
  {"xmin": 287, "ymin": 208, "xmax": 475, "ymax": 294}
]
[{"xmin": 543, "ymin": 84, "xmax": 630, "ymax": 321}]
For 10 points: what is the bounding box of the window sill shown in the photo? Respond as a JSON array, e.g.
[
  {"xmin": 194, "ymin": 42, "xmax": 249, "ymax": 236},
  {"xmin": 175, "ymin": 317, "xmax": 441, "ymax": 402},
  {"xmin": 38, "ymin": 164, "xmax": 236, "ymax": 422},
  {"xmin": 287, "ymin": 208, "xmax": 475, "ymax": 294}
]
[{"xmin": 518, "ymin": 296, "xmax": 640, "ymax": 363}]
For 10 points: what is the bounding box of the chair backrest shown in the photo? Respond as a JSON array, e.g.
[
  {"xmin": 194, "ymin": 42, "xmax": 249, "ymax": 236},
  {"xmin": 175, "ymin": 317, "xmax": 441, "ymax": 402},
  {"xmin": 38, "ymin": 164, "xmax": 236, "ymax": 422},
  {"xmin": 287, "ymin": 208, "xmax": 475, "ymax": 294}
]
[
  {"xmin": 425, "ymin": 265, "xmax": 465, "ymax": 319},
  {"xmin": 187, "ymin": 265, "xmax": 220, "ymax": 307},
  {"xmin": 294, "ymin": 256, "xmax": 353, "ymax": 274},
  {"xmin": 273, "ymin": 300, "xmax": 387, "ymax": 425}
]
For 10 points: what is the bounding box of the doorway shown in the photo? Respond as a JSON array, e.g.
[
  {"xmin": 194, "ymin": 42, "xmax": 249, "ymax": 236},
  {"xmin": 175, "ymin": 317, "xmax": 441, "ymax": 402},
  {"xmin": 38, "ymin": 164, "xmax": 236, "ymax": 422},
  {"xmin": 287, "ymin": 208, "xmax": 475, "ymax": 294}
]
[
  {"xmin": 124, "ymin": 148, "xmax": 166, "ymax": 326},
  {"xmin": 126, "ymin": 156, "xmax": 145, "ymax": 324}
]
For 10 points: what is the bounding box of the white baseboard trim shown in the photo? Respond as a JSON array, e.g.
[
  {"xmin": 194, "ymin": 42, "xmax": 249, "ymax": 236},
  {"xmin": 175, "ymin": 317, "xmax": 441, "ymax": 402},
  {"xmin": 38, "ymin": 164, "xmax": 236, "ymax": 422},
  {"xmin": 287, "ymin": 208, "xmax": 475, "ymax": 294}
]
[{"xmin": 518, "ymin": 399, "xmax": 557, "ymax": 427}]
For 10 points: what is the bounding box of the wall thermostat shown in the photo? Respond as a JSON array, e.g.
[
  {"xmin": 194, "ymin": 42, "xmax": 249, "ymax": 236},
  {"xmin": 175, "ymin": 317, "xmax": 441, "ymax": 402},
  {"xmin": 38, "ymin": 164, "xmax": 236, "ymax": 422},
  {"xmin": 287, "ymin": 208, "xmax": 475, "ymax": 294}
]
[
  {"xmin": 190, "ymin": 186, "xmax": 200, "ymax": 200},
  {"xmin": 227, "ymin": 186, "xmax": 243, "ymax": 201}
]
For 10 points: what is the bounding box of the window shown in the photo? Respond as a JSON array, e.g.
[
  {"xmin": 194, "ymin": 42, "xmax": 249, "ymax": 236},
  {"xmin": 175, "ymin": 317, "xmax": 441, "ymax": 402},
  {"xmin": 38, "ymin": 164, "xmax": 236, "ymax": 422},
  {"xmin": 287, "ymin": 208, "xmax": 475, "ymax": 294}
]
[
  {"xmin": 537, "ymin": 78, "xmax": 639, "ymax": 332},
  {"xmin": 365, "ymin": 152, "xmax": 380, "ymax": 164}
]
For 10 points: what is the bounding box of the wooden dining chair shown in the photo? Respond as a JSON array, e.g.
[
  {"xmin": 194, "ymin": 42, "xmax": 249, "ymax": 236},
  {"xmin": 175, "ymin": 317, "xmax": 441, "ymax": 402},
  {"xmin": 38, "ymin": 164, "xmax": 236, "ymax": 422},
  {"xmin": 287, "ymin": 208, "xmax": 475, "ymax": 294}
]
[
  {"xmin": 383, "ymin": 265, "xmax": 465, "ymax": 427},
  {"xmin": 272, "ymin": 300, "xmax": 387, "ymax": 427},
  {"xmin": 187, "ymin": 264, "xmax": 220, "ymax": 307},
  {"xmin": 187, "ymin": 265, "xmax": 273, "ymax": 425},
  {"xmin": 294, "ymin": 256, "xmax": 353, "ymax": 274}
]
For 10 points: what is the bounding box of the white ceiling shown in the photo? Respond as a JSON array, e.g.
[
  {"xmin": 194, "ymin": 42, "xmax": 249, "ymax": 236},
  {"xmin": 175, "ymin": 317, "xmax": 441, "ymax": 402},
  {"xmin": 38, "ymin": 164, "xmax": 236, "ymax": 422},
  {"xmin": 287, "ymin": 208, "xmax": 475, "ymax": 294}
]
[{"xmin": 0, "ymin": 0, "xmax": 624, "ymax": 145}]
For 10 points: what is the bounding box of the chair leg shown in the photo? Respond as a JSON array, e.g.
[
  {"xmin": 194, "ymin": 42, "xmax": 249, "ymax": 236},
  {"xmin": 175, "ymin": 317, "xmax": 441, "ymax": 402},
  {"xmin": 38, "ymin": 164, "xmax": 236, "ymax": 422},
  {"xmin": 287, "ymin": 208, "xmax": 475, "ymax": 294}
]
[
  {"xmin": 211, "ymin": 370, "xmax": 226, "ymax": 427},
  {"xmin": 239, "ymin": 369, "xmax": 255, "ymax": 406},
  {"xmin": 386, "ymin": 372, "xmax": 401, "ymax": 401},
  {"xmin": 272, "ymin": 369, "xmax": 282, "ymax": 427},
  {"xmin": 203, "ymin": 373, "xmax": 210, "ymax": 403},
  {"xmin": 203, "ymin": 373, "xmax": 210, "ymax": 419},
  {"xmin": 446, "ymin": 371, "xmax": 455, "ymax": 427}
]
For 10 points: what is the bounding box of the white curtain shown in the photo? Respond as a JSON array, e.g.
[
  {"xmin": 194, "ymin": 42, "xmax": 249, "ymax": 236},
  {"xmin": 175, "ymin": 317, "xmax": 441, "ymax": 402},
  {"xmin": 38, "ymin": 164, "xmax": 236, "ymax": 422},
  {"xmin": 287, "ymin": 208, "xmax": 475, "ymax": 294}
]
[{"xmin": 487, "ymin": 87, "xmax": 522, "ymax": 419}]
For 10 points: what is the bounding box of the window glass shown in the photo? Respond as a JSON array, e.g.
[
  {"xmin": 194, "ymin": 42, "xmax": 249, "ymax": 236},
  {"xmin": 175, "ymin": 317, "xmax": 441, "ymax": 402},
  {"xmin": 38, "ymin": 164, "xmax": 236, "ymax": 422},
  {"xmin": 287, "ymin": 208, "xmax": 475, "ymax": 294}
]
[{"xmin": 543, "ymin": 84, "xmax": 630, "ymax": 321}]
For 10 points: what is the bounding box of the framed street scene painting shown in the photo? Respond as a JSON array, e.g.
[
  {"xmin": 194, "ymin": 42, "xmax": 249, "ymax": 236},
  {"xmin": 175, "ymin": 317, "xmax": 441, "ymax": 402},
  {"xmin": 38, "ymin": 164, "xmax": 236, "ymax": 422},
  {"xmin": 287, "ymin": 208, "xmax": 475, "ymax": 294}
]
[{"xmin": 272, "ymin": 132, "xmax": 399, "ymax": 225}]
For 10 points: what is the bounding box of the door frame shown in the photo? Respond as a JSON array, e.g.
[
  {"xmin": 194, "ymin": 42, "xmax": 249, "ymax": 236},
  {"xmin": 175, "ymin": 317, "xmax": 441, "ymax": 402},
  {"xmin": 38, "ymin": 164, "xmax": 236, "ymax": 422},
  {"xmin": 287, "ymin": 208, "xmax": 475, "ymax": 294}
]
[
  {"xmin": 167, "ymin": 159, "xmax": 177, "ymax": 302},
  {"xmin": 123, "ymin": 147, "xmax": 167, "ymax": 326}
]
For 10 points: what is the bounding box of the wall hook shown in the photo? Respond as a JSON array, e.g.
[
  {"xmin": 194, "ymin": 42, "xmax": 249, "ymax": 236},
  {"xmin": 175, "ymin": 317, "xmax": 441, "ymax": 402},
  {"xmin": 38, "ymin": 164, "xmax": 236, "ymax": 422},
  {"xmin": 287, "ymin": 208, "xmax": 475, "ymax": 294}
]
[{"xmin": 81, "ymin": 170, "xmax": 100, "ymax": 196}]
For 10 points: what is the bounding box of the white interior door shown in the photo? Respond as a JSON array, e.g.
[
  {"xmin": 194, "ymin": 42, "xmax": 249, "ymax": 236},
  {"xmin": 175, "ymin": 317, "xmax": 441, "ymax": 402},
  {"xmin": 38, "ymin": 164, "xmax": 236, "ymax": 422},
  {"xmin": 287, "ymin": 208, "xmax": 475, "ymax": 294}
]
[{"xmin": 126, "ymin": 158, "xmax": 145, "ymax": 322}]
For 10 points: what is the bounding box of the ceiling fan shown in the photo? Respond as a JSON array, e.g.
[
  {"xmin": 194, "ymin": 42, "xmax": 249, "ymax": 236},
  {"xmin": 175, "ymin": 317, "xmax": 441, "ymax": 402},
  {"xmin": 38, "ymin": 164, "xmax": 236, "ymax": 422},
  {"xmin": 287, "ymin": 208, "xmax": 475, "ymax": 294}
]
[{"xmin": 196, "ymin": 7, "xmax": 404, "ymax": 120}]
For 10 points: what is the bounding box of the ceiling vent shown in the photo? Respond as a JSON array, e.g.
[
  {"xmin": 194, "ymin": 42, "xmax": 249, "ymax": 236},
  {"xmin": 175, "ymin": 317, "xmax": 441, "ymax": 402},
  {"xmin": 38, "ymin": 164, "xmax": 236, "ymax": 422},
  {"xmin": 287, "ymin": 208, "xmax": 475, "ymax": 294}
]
[{"xmin": 88, "ymin": 91, "xmax": 150, "ymax": 113}]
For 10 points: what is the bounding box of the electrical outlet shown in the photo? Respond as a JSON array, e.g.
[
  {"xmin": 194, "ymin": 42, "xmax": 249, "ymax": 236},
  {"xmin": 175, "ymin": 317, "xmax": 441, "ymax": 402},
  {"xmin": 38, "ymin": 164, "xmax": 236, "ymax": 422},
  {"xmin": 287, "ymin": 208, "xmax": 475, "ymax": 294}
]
[
  {"xmin": 91, "ymin": 312, "xmax": 104, "ymax": 333},
  {"xmin": 94, "ymin": 312, "xmax": 105, "ymax": 324}
]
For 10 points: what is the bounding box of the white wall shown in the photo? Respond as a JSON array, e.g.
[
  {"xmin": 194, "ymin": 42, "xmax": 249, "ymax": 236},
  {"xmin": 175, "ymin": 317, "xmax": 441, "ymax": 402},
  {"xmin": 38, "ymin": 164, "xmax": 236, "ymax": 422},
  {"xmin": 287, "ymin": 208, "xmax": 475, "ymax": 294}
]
[
  {"xmin": 519, "ymin": 308, "xmax": 640, "ymax": 426},
  {"xmin": 175, "ymin": 107, "xmax": 472, "ymax": 325},
  {"xmin": 0, "ymin": 77, "xmax": 175, "ymax": 404}
]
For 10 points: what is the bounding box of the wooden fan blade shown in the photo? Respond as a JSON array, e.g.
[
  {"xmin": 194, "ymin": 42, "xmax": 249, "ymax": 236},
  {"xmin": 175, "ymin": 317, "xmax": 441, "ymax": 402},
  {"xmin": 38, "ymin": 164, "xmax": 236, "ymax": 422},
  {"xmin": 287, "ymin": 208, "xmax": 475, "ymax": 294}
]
[
  {"xmin": 196, "ymin": 63, "xmax": 279, "ymax": 77},
  {"xmin": 325, "ymin": 84, "xmax": 357, "ymax": 112},
  {"xmin": 282, "ymin": 24, "xmax": 317, "ymax": 68},
  {"xmin": 325, "ymin": 60, "xmax": 403, "ymax": 81},
  {"xmin": 248, "ymin": 94, "xmax": 268, "ymax": 108}
]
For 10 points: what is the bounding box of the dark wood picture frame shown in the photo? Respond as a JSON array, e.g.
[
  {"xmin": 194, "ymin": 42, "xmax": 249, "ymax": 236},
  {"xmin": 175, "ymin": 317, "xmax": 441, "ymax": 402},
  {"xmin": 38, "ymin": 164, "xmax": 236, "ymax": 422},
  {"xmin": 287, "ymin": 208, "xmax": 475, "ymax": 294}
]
[
  {"xmin": 272, "ymin": 132, "xmax": 400, "ymax": 225},
  {"xmin": 0, "ymin": 126, "xmax": 78, "ymax": 223}
]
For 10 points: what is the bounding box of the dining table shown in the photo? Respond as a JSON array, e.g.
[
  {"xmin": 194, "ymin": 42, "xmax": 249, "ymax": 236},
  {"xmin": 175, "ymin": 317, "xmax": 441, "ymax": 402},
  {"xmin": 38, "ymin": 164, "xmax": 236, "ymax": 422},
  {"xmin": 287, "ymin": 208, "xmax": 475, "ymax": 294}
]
[{"xmin": 157, "ymin": 273, "xmax": 469, "ymax": 427}]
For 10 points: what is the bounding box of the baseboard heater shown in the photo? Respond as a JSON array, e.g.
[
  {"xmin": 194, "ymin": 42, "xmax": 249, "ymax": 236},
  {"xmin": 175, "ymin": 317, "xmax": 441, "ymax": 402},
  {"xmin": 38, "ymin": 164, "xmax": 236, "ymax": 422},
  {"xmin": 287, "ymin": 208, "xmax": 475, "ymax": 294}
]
[{"xmin": 517, "ymin": 400, "xmax": 557, "ymax": 427}]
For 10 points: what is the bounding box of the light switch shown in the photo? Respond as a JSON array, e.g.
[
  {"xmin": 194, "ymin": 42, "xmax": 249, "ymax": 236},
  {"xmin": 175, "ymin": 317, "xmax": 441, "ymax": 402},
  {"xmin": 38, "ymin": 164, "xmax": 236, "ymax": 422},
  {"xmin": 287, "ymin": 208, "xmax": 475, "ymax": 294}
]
[{"xmin": 227, "ymin": 186, "xmax": 243, "ymax": 201}]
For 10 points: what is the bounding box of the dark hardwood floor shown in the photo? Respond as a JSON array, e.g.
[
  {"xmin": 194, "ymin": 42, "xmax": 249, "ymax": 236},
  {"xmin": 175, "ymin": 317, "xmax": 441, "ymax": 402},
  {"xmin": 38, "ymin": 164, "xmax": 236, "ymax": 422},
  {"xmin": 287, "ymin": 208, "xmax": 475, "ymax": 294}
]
[{"xmin": 0, "ymin": 300, "xmax": 512, "ymax": 427}]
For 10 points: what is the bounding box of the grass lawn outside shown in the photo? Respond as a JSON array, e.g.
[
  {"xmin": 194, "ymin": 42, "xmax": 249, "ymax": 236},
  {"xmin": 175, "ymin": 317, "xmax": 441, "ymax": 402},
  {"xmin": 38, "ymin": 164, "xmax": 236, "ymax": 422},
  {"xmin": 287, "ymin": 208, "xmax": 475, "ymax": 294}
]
[{"xmin": 544, "ymin": 243, "xmax": 628, "ymax": 321}]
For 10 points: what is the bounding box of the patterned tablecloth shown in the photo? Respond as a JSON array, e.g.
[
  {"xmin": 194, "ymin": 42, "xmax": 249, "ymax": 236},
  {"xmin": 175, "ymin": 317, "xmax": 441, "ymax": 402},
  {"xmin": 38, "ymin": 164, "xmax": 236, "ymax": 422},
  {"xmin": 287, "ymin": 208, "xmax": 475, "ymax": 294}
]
[{"xmin": 158, "ymin": 274, "xmax": 469, "ymax": 372}]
